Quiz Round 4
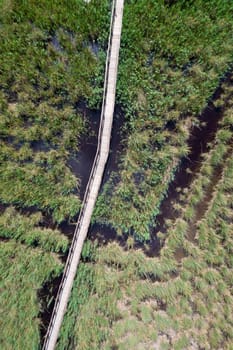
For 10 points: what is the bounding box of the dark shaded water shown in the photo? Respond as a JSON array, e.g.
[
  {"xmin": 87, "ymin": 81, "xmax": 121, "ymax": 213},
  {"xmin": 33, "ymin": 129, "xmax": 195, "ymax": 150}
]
[
  {"xmin": 38, "ymin": 275, "xmax": 63, "ymax": 339},
  {"xmin": 68, "ymin": 101, "xmax": 100, "ymax": 198},
  {"xmin": 88, "ymin": 41, "xmax": 100, "ymax": 57},
  {"xmin": 51, "ymin": 35, "xmax": 63, "ymax": 53},
  {"xmin": 102, "ymin": 106, "xmax": 125, "ymax": 184},
  {"xmin": 68, "ymin": 103, "xmax": 125, "ymax": 198}
]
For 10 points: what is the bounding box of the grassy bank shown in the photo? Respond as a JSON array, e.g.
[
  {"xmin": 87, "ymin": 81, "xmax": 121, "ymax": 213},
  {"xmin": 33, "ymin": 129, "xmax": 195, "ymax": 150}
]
[{"xmin": 94, "ymin": 0, "xmax": 233, "ymax": 240}]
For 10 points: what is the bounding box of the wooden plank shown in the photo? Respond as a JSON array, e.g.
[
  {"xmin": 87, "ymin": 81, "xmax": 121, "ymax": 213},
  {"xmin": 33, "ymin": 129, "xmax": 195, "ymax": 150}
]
[{"xmin": 42, "ymin": 1, "xmax": 124, "ymax": 349}]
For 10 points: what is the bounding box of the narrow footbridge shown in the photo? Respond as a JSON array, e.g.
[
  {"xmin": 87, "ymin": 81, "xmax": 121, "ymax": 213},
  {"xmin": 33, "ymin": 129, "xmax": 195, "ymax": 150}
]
[{"xmin": 42, "ymin": 0, "xmax": 124, "ymax": 349}]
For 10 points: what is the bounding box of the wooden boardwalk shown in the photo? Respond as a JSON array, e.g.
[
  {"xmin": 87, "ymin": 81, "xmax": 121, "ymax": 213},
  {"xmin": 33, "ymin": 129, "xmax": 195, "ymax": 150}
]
[{"xmin": 42, "ymin": 0, "xmax": 124, "ymax": 349}]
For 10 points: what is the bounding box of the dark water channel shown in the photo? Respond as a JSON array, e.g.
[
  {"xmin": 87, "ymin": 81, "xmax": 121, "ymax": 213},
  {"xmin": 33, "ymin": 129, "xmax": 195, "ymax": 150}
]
[
  {"xmin": 68, "ymin": 101, "xmax": 101, "ymax": 199},
  {"xmin": 147, "ymin": 73, "xmax": 232, "ymax": 256}
]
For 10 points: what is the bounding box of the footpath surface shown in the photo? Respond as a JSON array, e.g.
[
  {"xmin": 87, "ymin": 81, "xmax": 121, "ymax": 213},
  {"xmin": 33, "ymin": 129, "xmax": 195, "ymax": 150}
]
[{"xmin": 43, "ymin": 0, "xmax": 124, "ymax": 349}]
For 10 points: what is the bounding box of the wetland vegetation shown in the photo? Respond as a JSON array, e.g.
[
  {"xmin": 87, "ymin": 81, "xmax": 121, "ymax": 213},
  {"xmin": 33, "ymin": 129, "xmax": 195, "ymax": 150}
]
[{"xmin": 0, "ymin": 0, "xmax": 233, "ymax": 349}]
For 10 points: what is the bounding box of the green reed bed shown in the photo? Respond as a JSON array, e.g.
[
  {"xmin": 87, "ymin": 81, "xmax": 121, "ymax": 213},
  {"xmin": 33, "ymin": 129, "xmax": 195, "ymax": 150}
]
[{"xmin": 0, "ymin": 205, "xmax": 69, "ymax": 349}]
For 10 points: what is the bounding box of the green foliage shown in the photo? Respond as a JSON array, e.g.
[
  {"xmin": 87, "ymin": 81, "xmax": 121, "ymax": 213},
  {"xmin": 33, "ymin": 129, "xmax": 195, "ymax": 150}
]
[{"xmin": 1, "ymin": 0, "xmax": 233, "ymax": 349}]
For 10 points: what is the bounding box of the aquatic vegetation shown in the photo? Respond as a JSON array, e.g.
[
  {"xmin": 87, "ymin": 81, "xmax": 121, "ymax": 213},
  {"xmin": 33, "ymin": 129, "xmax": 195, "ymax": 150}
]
[{"xmin": 1, "ymin": 0, "xmax": 233, "ymax": 348}]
